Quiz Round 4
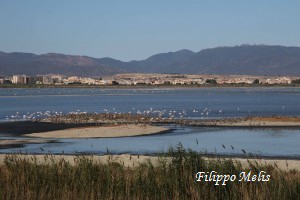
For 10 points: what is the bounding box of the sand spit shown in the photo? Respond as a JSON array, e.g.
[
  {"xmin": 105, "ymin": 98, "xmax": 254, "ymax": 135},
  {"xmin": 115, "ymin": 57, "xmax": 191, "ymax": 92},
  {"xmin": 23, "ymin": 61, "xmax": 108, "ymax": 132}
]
[
  {"xmin": 24, "ymin": 124, "xmax": 170, "ymax": 138},
  {"xmin": 214, "ymin": 116, "xmax": 300, "ymax": 127},
  {"xmin": 0, "ymin": 154, "xmax": 298, "ymax": 171},
  {"xmin": 42, "ymin": 113, "xmax": 300, "ymax": 127},
  {"xmin": 180, "ymin": 116, "xmax": 300, "ymax": 127}
]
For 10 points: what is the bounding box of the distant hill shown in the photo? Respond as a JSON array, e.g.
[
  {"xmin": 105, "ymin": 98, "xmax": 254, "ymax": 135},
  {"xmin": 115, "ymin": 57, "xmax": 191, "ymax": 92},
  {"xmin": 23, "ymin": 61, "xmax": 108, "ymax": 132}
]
[
  {"xmin": 96, "ymin": 49, "xmax": 195, "ymax": 73},
  {"xmin": 0, "ymin": 52, "xmax": 127, "ymax": 77},
  {"xmin": 1, "ymin": 45, "xmax": 300, "ymax": 76},
  {"xmin": 128, "ymin": 49, "xmax": 195, "ymax": 73},
  {"xmin": 164, "ymin": 45, "xmax": 300, "ymax": 76}
]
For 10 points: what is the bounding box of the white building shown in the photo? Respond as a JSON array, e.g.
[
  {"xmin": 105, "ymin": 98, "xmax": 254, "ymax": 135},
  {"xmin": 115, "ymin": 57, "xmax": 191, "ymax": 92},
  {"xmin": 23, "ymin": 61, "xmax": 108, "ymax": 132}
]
[{"xmin": 12, "ymin": 75, "xmax": 27, "ymax": 84}]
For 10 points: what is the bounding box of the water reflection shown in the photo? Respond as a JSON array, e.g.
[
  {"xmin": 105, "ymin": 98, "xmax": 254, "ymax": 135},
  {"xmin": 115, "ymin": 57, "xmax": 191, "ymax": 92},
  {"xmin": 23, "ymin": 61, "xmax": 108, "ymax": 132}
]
[{"xmin": 1, "ymin": 126, "xmax": 299, "ymax": 158}]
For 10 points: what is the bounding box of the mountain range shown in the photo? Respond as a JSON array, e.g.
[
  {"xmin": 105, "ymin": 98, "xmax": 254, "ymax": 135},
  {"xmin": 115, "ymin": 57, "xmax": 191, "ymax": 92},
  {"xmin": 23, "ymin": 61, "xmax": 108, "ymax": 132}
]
[{"xmin": 1, "ymin": 45, "xmax": 300, "ymax": 77}]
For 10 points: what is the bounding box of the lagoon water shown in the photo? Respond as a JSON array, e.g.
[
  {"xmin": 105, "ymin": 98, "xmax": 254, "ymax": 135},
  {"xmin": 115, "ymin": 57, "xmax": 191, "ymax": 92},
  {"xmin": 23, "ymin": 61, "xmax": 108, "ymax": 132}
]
[{"xmin": 0, "ymin": 87, "xmax": 300, "ymax": 158}]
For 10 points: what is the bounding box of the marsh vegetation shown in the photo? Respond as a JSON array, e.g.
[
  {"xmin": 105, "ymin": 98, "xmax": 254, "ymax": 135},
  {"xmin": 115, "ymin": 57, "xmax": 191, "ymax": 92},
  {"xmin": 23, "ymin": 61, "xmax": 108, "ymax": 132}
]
[{"xmin": 0, "ymin": 145, "xmax": 299, "ymax": 200}]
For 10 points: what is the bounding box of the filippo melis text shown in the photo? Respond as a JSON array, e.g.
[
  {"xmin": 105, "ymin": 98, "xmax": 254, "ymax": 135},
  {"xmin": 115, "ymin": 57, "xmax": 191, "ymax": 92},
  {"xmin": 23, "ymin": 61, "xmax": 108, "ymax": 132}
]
[{"xmin": 195, "ymin": 171, "xmax": 270, "ymax": 186}]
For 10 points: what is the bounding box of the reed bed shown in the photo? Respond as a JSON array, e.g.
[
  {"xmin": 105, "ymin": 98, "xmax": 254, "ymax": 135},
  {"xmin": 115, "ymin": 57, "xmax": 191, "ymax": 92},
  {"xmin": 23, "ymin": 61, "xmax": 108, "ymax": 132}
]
[{"xmin": 0, "ymin": 146, "xmax": 299, "ymax": 200}]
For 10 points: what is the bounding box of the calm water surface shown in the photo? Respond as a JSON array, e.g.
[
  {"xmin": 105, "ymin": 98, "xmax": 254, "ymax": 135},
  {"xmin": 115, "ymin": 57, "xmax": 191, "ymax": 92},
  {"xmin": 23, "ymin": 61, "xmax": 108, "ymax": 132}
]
[
  {"xmin": 0, "ymin": 87, "xmax": 299, "ymax": 157},
  {"xmin": 1, "ymin": 126, "xmax": 299, "ymax": 158}
]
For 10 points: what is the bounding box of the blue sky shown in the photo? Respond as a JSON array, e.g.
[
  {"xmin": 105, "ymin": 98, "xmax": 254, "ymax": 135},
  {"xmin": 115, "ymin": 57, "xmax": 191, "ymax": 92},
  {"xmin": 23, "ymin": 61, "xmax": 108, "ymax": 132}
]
[{"xmin": 1, "ymin": 0, "xmax": 300, "ymax": 61}]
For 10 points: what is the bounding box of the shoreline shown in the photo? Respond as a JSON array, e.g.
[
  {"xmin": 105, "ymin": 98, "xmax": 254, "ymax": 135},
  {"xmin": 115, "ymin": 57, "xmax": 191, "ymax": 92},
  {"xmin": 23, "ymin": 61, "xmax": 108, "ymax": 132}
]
[
  {"xmin": 1, "ymin": 116, "xmax": 300, "ymax": 138},
  {"xmin": 1, "ymin": 151, "xmax": 299, "ymax": 161},
  {"xmin": 1, "ymin": 117, "xmax": 299, "ymax": 157},
  {"xmin": 1, "ymin": 84, "xmax": 300, "ymax": 89},
  {"xmin": 0, "ymin": 153, "xmax": 299, "ymax": 171},
  {"xmin": 0, "ymin": 139, "xmax": 52, "ymax": 145},
  {"xmin": 42, "ymin": 114, "xmax": 300, "ymax": 128}
]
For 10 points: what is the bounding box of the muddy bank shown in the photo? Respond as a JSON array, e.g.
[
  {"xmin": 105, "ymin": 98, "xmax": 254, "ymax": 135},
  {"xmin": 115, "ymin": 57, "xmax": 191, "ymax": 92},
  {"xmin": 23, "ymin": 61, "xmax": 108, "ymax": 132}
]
[{"xmin": 0, "ymin": 121, "xmax": 102, "ymax": 136}]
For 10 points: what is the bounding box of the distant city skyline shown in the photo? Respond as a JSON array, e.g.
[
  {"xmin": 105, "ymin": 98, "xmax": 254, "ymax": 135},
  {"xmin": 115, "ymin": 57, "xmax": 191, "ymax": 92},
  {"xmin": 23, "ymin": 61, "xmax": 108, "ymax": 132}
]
[{"xmin": 1, "ymin": 0, "xmax": 300, "ymax": 61}]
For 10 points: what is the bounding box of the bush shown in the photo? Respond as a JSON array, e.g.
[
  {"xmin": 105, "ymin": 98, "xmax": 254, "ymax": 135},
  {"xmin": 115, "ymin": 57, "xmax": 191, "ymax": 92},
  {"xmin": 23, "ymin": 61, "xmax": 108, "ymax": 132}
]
[
  {"xmin": 253, "ymin": 79, "xmax": 260, "ymax": 84},
  {"xmin": 205, "ymin": 79, "xmax": 217, "ymax": 84},
  {"xmin": 291, "ymin": 79, "xmax": 300, "ymax": 84}
]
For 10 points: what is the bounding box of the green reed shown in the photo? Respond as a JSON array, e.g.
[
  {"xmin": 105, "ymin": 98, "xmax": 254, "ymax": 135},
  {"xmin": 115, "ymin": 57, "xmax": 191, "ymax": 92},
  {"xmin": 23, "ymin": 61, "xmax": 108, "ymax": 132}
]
[{"xmin": 0, "ymin": 146, "xmax": 299, "ymax": 200}]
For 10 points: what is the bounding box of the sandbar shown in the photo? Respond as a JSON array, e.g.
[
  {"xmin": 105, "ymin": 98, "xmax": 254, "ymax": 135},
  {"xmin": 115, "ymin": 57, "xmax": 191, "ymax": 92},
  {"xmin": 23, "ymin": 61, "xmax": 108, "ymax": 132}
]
[{"xmin": 24, "ymin": 124, "xmax": 170, "ymax": 138}]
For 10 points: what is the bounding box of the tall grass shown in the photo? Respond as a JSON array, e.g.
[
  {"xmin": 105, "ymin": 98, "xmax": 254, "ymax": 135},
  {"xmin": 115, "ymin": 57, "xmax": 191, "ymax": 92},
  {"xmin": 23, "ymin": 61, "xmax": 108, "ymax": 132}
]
[{"xmin": 0, "ymin": 146, "xmax": 299, "ymax": 200}]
